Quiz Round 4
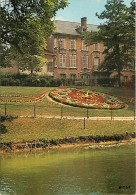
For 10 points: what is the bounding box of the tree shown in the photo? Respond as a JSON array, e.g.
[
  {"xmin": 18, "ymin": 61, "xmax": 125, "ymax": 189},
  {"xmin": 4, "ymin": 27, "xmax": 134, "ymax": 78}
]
[
  {"xmin": 84, "ymin": 0, "xmax": 135, "ymax": 86},
  {"xmin": 0, "ymin": 0, "xmax": 68, "ymax": 74}
]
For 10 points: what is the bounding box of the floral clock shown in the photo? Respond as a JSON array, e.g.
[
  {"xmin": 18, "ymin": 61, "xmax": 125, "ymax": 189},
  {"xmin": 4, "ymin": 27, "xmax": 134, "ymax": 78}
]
[
  {"xmin": 49, "ymin": 88, "xmax": 125, "ymax": 110},
  {"xmin": 0, "ymin": 94, "xmax": 45, "ymax": 102}
]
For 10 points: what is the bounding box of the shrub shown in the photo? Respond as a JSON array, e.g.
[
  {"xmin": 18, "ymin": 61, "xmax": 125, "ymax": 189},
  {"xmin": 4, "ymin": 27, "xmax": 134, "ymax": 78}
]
[{"xmin": 97, "ymin": 78, "xmax": 116, "ymax": 87}]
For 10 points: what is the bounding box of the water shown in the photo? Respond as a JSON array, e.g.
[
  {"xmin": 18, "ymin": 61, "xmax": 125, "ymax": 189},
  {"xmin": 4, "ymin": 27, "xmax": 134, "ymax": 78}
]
[{"xmin": 0, "ymin": 144, "xmax": 135, "ymax": 195}]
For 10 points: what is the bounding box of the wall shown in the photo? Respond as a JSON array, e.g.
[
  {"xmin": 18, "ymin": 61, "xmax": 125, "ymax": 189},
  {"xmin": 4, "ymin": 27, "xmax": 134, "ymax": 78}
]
[{"xmin": 54, "ymin": 35, "xmax": 105, "ymax": 79}]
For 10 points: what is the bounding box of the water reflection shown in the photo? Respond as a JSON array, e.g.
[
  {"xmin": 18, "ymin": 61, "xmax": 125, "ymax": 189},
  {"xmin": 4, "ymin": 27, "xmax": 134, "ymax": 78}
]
[{"xmin": 0, "ymin": 144, "xmax": 135, "ymax": 195}]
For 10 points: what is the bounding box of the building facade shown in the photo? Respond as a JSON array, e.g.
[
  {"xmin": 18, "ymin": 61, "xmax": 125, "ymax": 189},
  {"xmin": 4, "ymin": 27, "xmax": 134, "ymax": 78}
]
[
  {"xmin": 45, "ymin": 17, "xmax": 106, "ymax": 85},
  {"xmin": 1, "ymin": 17, "xmax": 134, "ymax": 85},
  {"xmin": 45, "ymin": 17, "xmax": 134, "ymax": 85}
]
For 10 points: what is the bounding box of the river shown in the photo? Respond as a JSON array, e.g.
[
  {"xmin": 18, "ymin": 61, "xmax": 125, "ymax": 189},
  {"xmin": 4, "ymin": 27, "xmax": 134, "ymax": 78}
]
[{"xmin": 0, "ymin": 143, "xmax": 135, "ymax": 195}]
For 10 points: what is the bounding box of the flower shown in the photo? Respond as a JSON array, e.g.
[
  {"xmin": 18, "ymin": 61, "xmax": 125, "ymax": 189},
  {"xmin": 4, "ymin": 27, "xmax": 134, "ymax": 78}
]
[{"xmin": 50, "ymin": 88, "xmax": 125, "ymax": 110}]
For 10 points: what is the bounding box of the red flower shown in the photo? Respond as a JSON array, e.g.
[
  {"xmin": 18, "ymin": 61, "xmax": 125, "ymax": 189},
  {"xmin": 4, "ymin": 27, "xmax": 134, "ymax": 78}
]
[
  {"xmin": 59, "ymin": 99, "xmax": 66, "ymax": 102},
  {"xmin": 51, "ymin": 93, "xmax": 57, "ymax": 97}
]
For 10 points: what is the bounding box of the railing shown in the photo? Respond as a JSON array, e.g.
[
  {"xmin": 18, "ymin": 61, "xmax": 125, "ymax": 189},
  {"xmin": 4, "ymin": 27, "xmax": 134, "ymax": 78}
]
[{"xmin": 0, "ymin": 103, "xmax": 135, "ymax": 120}]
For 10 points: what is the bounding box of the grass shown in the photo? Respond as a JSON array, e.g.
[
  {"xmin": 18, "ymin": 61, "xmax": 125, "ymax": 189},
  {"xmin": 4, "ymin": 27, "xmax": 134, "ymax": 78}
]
[
  {"xmin": 0, "ymin": 86, "xmax": 135, "ymax": 117},
  {"xmin": 0, "ymin": 86, "xmax": 51, "ymax": 96},
  {"xmin": 1, "ymin": 118, "xmax": 135, "ymax": 143}
]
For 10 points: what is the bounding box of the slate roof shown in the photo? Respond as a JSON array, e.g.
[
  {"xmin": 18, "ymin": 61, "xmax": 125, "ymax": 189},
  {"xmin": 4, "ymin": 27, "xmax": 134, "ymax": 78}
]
[{"xmin": 54, "ymin": 20, "xmax": 98, "ymax": 36}]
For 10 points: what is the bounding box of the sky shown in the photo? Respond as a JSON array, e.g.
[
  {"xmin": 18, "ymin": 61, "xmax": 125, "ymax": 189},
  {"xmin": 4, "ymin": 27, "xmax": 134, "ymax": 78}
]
[{"xmin": 55, "ymin": 0, "xmax": 133, "ymax": 25}]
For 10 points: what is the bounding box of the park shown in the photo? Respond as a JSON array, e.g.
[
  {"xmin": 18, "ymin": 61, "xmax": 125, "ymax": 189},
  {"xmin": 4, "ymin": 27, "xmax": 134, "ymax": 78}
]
[
  {"xmin": 0, "ymin": 85, "xmax": 135, "ymax": 151},
  {"xmin": 0, "ymin": 0, "xmax": 135, "ymax": 194}
]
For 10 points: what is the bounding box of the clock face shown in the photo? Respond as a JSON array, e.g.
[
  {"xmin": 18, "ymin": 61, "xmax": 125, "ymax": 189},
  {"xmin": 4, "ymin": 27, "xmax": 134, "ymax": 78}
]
[{"xmin": 50, "ymin": 88, "xmax": 125, "ymax": 109}]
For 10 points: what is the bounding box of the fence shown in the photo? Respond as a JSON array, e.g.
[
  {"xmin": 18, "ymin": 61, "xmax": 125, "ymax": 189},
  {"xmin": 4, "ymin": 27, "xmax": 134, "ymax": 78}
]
[{"xmin": 0, "ymin": 103, "xmax": 135, "ymax": 120}]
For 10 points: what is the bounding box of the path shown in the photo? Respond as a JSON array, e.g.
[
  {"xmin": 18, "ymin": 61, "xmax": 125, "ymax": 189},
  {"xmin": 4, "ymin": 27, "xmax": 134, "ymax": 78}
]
[{"xmin": 18, "ymin": 115, "xmax": 135, "ymax": 121}]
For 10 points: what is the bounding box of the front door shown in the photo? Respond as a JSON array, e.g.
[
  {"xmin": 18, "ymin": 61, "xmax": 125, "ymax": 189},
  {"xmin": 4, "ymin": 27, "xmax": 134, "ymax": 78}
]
[{"xmin": 81, "ymin": 74, "xmax": 90, "ymax": 85}]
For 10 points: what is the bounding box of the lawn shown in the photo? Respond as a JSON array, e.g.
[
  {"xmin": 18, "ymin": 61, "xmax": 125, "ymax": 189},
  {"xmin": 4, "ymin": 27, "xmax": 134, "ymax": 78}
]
[
  {"xmin": 0, "ymin": 86, "xmax": 135, "ymax": 117},
  {"xmin": 1, "ymin": 118, "xmax": 135, "ymax": 143}
]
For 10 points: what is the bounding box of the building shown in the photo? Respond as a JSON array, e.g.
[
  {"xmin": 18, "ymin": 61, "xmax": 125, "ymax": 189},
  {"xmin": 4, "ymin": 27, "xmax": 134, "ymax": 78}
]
[
  {"xmin": 45, "ymin": 17, "xmax": 105, "ymax": 85},
  {"xmin": 1, "ymin": 17, "xmax": 134, "ymax": 86},
  {"xmin": 45, "ymin": 17, "xmax": 134, "ymax": 85}
]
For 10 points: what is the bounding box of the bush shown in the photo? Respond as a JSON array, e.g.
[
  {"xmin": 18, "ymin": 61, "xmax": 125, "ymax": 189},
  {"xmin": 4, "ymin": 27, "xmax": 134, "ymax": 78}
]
[
  {"xmin": 0, "ymin": 78, "xmax": 10, "ymax": 86},
  {"xmin": 123, "ymin": 81, "xmax": 135, "ymax": 88},
  {"xmin": 0, "ymin": 73, "xmax": 90, "ymax": 87},
  {"xmin": 97, "ymin": 78, "xmax": 116, "ymax": 87}
]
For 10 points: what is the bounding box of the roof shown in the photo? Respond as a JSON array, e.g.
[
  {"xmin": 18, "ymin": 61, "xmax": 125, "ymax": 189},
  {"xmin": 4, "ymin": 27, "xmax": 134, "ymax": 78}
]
[{"xmin": 54, "ymin": 20, "xmax": 98, "ymax": 36}]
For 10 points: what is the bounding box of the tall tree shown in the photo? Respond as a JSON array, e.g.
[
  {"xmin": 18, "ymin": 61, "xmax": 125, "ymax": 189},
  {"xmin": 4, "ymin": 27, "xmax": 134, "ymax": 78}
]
[
  {"xmin": 84, "ymin": 0, "xmax": 135, "ymax": 86},
  {"xmin": 0, "ymin": 0, "xmax": 68, "ymax": 74}
]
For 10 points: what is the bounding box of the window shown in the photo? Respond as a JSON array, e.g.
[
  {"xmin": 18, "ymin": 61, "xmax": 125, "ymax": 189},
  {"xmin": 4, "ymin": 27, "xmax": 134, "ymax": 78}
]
[
  {"xmin": 128, "ymin": 60, "xmax": 135, "ymax": 70},
  {"xmin": 47, "ymin": 62, "xmax": 53, "ymax": 72},
  {"xmin": 103, "ymin": 45, "xmax": 107, "ymax": 51},
  {"xmin": 94, "ymin": 43, "xmax": 99, "ymax": 51},
  {"xmin": 54, "ymin": 38, "xmax": 57, "ymax": 48},
  {"xmin": 59, "ymin": 38, "xmax": 65, "ymax": 49},
  {"xmin": 69, "ymin": 54, "xmax": 76, "ymax": 67},
  {"xmin": 82, "ymin": 55, "xmax": 88, "ymax": 68},
  {"xmin": 94, "ymin": 57, "xmax": 100, "ymax": 70},
  {"xmin": 70, "ymin": 74, "xmax": 76, "ymax": 80},
  {"xmin": 60, "ymin": 74, "xmax": 66, "ymax": 79},
  {"xmin": 82, "ymin": 41, "xmax": 88, "ymax": 50},
  {"xmin": 70, "ymin": 39, "xmax": 76, "ymax": 49},
  {"xmin": 59, "ymin": 54, "xmax": 66, "ymax": 67},
  {"xmin": 124, "ymin": 76, "xmax": 128, "ymax": 82}
]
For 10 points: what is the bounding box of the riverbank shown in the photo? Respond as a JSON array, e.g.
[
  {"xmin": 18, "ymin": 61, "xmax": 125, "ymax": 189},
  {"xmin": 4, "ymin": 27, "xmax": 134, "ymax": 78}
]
[
  {"xmin": 0, "ymin": 138, "xmax": 135, "ymax": 154},
  {"xmin": 0, "ymin": 131, "xmax": 135, "ymax": 153},
  {"xmin": 1, "ymin": 116, "xmax": 135, "ymax": 153}
]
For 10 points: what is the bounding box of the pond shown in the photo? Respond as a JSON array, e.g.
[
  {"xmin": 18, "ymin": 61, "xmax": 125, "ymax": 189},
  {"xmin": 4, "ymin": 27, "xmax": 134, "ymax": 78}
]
[{"xmin": 0, "ymin": 143, "xmax": 135, "ymax": 195}]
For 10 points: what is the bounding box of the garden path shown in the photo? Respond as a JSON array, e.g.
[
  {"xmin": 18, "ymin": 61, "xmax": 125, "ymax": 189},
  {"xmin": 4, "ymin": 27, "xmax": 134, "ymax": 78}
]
[{"xmin": 19, "ymin": 115, "xmax": 135, "ymax": 121}]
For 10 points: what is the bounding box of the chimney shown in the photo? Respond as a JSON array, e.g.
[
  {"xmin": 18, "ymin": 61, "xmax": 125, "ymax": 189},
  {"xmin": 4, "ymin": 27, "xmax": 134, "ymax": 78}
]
[{"xmin": 81, "ymin": 17, "xmax": 87, "ymax": 27}]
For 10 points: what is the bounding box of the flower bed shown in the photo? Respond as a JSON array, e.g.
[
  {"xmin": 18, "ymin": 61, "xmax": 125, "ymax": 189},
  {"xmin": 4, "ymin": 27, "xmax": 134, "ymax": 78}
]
[
  {"xmin": 0, "ymin": 93, "xmax": 45, "ymax": 102},
  {"xmin": 49, "ymin": 88, "xmax": 125, "ymax": 110}
]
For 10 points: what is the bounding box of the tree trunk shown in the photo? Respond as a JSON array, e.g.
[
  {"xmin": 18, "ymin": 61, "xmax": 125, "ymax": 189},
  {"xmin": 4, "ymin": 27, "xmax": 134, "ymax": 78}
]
[
  {"xmin": 117, "ymin": 66, "xmax": 121, "ymax": 87},
  {"xmin": 116, "ymin": 44, "xmax": 121, "ymax": 87},
  {"xmin": 31, "ymin": 69, "xmax": 33, "ymax": 75}
]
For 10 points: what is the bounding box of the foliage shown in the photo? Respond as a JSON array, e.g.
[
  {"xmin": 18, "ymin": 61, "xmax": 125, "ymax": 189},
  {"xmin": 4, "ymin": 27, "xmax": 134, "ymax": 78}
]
[
  {"xmin": 97, "ymin": 78, "xmax": 116, "ymax": 87},
  {"xmin": 84, "ymin": 0, "xmax": 135, "ymax": 86},
  {"xmin": 0, "ymin": 0, "xmax": 68, "ymax": 73},
  {"xmin": 0, "ymin": 73, "xmax": 85, "ymax": 87}
]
